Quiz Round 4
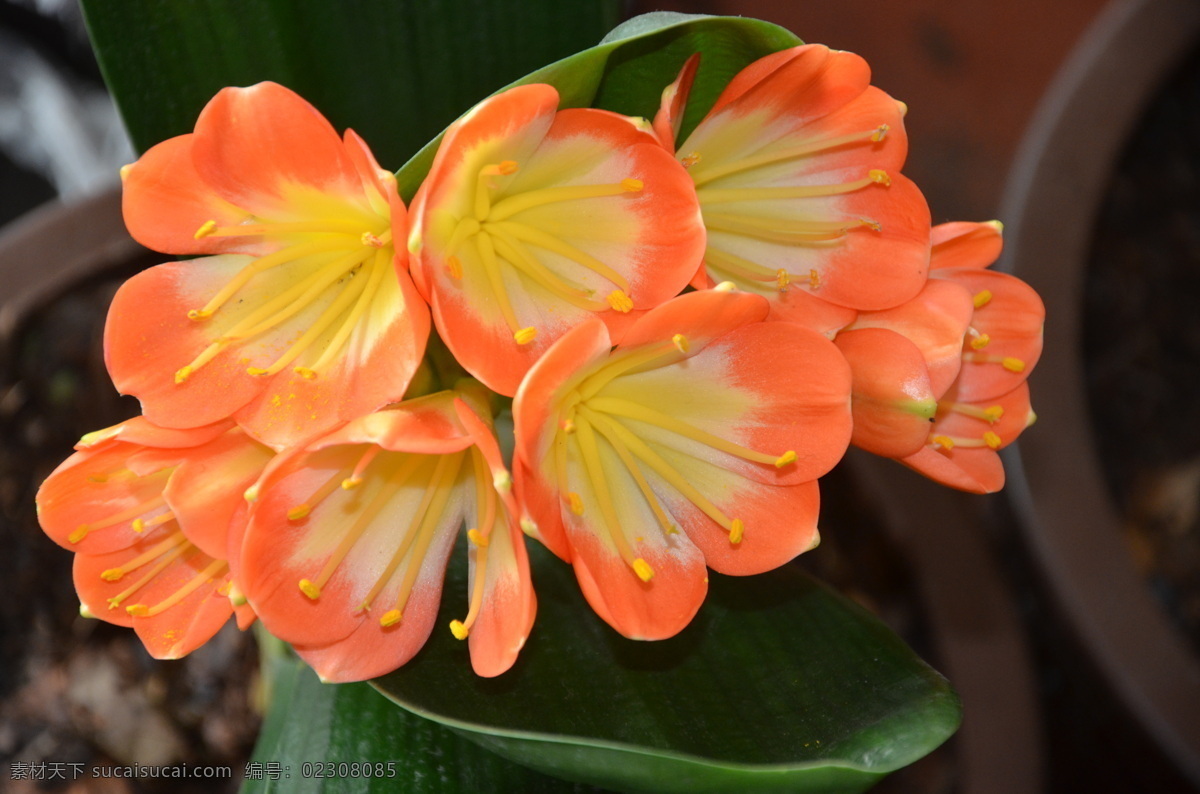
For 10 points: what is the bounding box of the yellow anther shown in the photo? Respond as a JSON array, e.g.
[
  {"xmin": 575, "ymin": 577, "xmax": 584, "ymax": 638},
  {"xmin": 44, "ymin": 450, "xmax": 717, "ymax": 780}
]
[
  {"xmin": 498, "ymin": 160, "xmax": 519, "ymax": 175},
  {"xmin": 287, "ymin": 504, "xmax": 312, "ymax": 521},
  {"xmin": 632, "ymin": 558, "xmax": 654, "ymax": 582},
  {"xmin": 293, "ymin": 366, "xmax": 317, "ymax": 380},
  {"xmin": 380, "ymin": 609, "xmax": 402, "ymax": 627},
  {"xmin": 341, "ymin": 476, "xmax": 362, "ymax": 490},
  {"xmin": 132, "ymin": 519, "xmax": 145, "ymax": 533},
  {"xmin": 871, "ymin": 124, "xmax": 890, "ymax": 142},
  {"xmin": 983, "ymin": 431, "xmax": 1003, "ymax": 449},
  {"xmin": 174, "ymin": 366, "xmax": 193, "ymax": 385},
  {"xmin": 446, "ymin": 255, "xmax": 463, "ymax": 279},
  {"xmin": 243, "ymin": 484, "xmax": 260, "ymax": 503},
  {"xmin": 493, "ymin": 471, "xmax": 513, "ymax": 493},
  {"xmin": 809, "ymin": 269, "xmax": 821, "ymax": 290},
  {"xmin": 361, "ymin": 231, "xmax": 385, "ymax": 248},
  {"xmin": 973, "ymin": 289, "xmax": 993, "ymax": 309},
  {"xmin": 932, "ymin": 435, "xmax": 955, "ymax": 450},
  {"xmin": 869, "ymin": 169, "xmax": 891, "ymax": 186},
  {"xmin": 126, "ymin": 604, "xmax": 150, "ymax": 617},
  {"xmin": 970, "ymin": 333, "xmax": 991, "ymax": 350},
  {"xmin": 519, "ymin": 518, "xmax": 539, "ymax": 537},
  {"xmin": 298, "ymin": 579, "xmax": 321, "ymax": 600},
  {"xmin": 560, "ymin": 418, "xmax": 576, "ymax": 434},
  {"xmin": 567, "ymin": 492, "xmax": 585, "ymax": 516},
  {"xmin": 729, "ymin": 518, "xmax": 745, "ymax": 545},
  {"xmin": 714, "ymin": 281, "xmax": 737, "ymax": 292},
  {"xmin": 68, "ymin": 526, "xmax": 89, "ymax": 544},
  {"xmin": 513, "ymin": 326, "xmax": 538, "ymax": 345},
  {"xmin": 187, "ymin": 309, "xmax": 212, "ymax": 321},
  {"xmin": 983, "ymin": 405, "xmax": 1005, "ymax": 422},
  {"xmin": 79, "ymin": 604, "xmax": 95, "ymax": 619},
  {"xmin": 194, "ymin": 220, "xmax": 218, "ymax": 240},
  {"xmin": 776, "ymin": 269, "xmax": 791, "ymax": 292},
  {"xmin": 449, "ymin": 619, "xmax": 470, "ymax": 640},
  {"xmin": 1002, "ymin": 357, "xmax": 1026, "ymax": 373},
  {"xmin": 607, "ymin": 290, "xmax": 634, "ymax": 313},
  {"xmin": 672, "ymin": 333, "xmax": 690, "ymax": 353},
  {"xmin": 774, "ymin": 450, "xmax": 797, "ymax": 468},
  {"xmin": 681, "ymin": 152, "xmax": 701, "ymax": 168},
  {"xmin": 100, "ymin": 568, "xmax": 124, "ymax": 582},
  {"xmin": 621, "ymin": 178, "xmax": 644, "ymax": 192},
  {"xmin": 468, "ymin": 528, "xmax": 489, "ymax": 548},
  {"xmin": 859, "ymin": 218, "xmax": 882, "ymax": 232},
  {"xmin": 248, "ymin": 367, "xmax": 274, "ymax": 377}
]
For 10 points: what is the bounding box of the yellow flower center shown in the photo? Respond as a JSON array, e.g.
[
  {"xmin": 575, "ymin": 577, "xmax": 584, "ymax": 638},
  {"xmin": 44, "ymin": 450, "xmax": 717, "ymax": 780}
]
[
  {"xmin": 176, "ymin": 207, "xmax": 394, "ymax": 384},
  {"xmin": 438, "ymin": 161, "xmax": 644, "ymax": 343}
]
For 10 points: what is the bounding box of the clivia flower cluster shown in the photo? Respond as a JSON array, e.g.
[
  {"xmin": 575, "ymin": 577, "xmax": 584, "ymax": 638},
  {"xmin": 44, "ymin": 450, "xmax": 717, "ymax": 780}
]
[{"xmin": 36, "ymin": 44, "xmax": 1043, "ymax": 682}]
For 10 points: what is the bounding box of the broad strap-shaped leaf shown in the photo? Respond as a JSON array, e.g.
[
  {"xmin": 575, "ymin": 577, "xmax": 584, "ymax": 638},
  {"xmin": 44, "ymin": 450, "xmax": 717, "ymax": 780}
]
[
  {"xmin": 81, "ymin": 0, "xmax": 622, "ymax": 169},
  {"xmin": 396, "ymin": 13, "xmax": 804, "ymax": 197},
  {"xmin": 374, "ymin": 545, "xmax": 960, "ymax": 794},
  {"xmin": 245, "ymin": 639, "xmax": 604, "ymax": 793}
]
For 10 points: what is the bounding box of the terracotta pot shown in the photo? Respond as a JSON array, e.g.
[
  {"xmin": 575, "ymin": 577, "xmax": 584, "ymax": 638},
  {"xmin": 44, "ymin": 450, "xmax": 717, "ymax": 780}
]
[{"xmin": 1001, "ymin": 0, "xmax": 1200, "ymax": 784}]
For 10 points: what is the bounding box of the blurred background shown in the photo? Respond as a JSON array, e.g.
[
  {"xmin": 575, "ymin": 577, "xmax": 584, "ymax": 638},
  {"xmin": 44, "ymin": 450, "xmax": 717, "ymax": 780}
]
[{"xmin": 1, "ymin": 0, "xmax": 1198, "ymax": 791}]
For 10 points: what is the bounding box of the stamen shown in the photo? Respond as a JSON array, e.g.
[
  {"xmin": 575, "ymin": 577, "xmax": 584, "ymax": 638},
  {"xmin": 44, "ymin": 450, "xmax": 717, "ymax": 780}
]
[
  {"xmin": 577, "ymin": 340, "xmax": 687, "ymax": 400},
  {"xmin": 474, "ymin": 161, "xmax": 519, "ymax": 220},
  {"xmin": 607, "ymin": 290, "xmax": 634, "ymax": 313},
  {"xmin": 306, "ymin": 248, "xmax": 392, "ymax": 375},
  {"xmin": 371, "ymin": 454, "xmax": 464, "ymax": 620},
  {"xmin": 948, "ymin": 403, "xmax": 1005, "ymax": 423},
  {"xmin": 286, "ymin": 467, "xmax": 352, "ymax": 522},
  {"xmin": 584, "ymin": 411, "xmax": 681, "ymax": 540},
  {"xmin": 776, "ymin": 269, "xmax": 790, "ymax": 292},
  {"xmin": 486, "ymin": 179, "xmax": 645, "ymax": 223},
  {"xmin": 692, "ymin": 127, "xmax": 896, "ymax": 186},
  {"xmin": 586, "ymin": 397, "xmax": 787, "ymax": 467},
  {"xmin": 343, "ymin": 445, "xmax": 382, "ymax": 490},
  {"xmin": 672, "ymin": 334, "xmax": 689, "ymax": 353},
  {"xmin": 380, "ymin": 609, "xmax": 402, "ymax": 627},
  {"xmin": 973, "ymin": 290, "xmax": 993, "ymax": 309},
  {"xmin": 567, "ymin": 492, "xmax": 585, "ymax": 515},
  {"xmin": 729, "ymin": 518, "xmax": 745, "ymax": 544},
  {"xmin": 106, "ymin": 538, "xmax": 193, "ymax": 610},
  {"xmin": 446, "ymin": 255, "xmax": 463, "ymax": 279},
  {"xmin": 572, "ymin": 416, "xmax": 642, "ymax": 571},
  {"xmin": 632, "ymin": 558, "xmax": 654, "ymax": 582},
  {"xmin": 69, "ymin": 495, "xmax": 169, "ymax": 544},
  {"xmin": 100, "ymin": 531, "xmax": 189, "ymax": 582},
  {"xmin": 1003, "ymin": 357, "xmax": 1027, "ymax": 373},
  {"xmin": 931, "ymin": 435, "xmax": 955, "ymax": 450},
  {"xmin": 298, "ymin": 579, "xmax": 322, "ymax": 600},
  {"xmin": 468, "ymin": 528, "xmax": 489, "ymax": 547},
  {"xmin": 560, "ymin": 418, "xmax": 576, "ymax": 434},
  {"xmin": 194, "ymin": 220, "xmax": 218, "ymax": 239},
  {"xmin": 984, "ymin": 431, "xmax": 1003, "ymax": 449},
  {"xmin": 704, "ymin": 212, "xmax": 861, "ymax": 244},
  {"xmin": 809, "ymin": 269, "xmax": 821, "ymax": 290},
  {"xmin": 698, "ymin": 174, "xmax": 884, "ymax": 204},
  {"xmin": 969, "ymin": 332, "xmax": 991, "ymax": 350},
  {"xmin": 681, "ymin": 152, "xmax": 702, "ymax": 168},
  {"xmin": 476, "ymin": 232, "xmax": 523, "ymax": 334},
  {"xmin": 490, "ymin": 220, "xmax": 631, "ymax": 292},
  {"xmin": 488, "ymin": 228, "xmax": 608, "ymax": 311},
  {"xmin": 449, "ymin": 620, "xmax": 470, "ymax": 639},
  {"xmin": 514, "ymin": 326, "xmax": 538, "ymax": 345},
  {"xmin": 962, "ymin": 353, "xmax": 1027, "ymax": 373}
]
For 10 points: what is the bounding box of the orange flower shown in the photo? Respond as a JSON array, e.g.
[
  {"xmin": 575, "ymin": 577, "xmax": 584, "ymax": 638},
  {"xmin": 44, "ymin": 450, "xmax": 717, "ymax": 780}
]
[
  {"xmin": 108, "ymin": 82, "xmax": 430, "ymax": 448},
  {"xmin": 655, "ymin": 46, "xmax": 931, "ymax": 333},
  {"xmin": 36, "ymin": 417, "xmax": 272, "ymax": 658},
  {"xmin": 408, "ymin": 83, "xmax": 705, "ymax": 396},
  {"xmin": 238, "ymin": 389, "xmax": 535, "ymax": 682},
  {"xmin": 512, "ymin": 289, "xmax": 852, "ymax": 640},
  {"xmin": 837, "ymin": 222, "xmax": 1044, "ymax": 492}
]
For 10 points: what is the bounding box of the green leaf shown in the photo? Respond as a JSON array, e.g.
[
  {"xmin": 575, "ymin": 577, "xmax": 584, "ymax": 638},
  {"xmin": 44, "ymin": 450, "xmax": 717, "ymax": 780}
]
[
  {"xmin": 374, "ymin": 545, "xmax": 960, "ymax": 794},
  {"xmin": 80, "ymin": 0, "xmax": 622, "ymax": 168},
  {"xmin": 395, "ymin": 13, "xmax": 803, "ymax": 197},
  {"xmin": 245, "ymin": 637, "xmax": 606, "ymax": 793}
]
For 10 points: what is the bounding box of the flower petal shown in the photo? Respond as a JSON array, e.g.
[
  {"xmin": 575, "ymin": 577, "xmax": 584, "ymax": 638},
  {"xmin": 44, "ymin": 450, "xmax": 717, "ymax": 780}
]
[
  {"xmin": 121, "ymin": 135, "xmax": 262, "ymax": 256},
  {"xmin": 191, "ymin": 82, "xmax": 368, "ymax": 219},
  {"xmin": 835, "ymin": 327, "xmax": 937, "ymax": 458},
  {"xmin": 930, "ymin": 221, "xmax": 1004, "ymax": 271},
  {"xmin": 74, "ymin": 527, "xmax": 233, "ymax": 658}
]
